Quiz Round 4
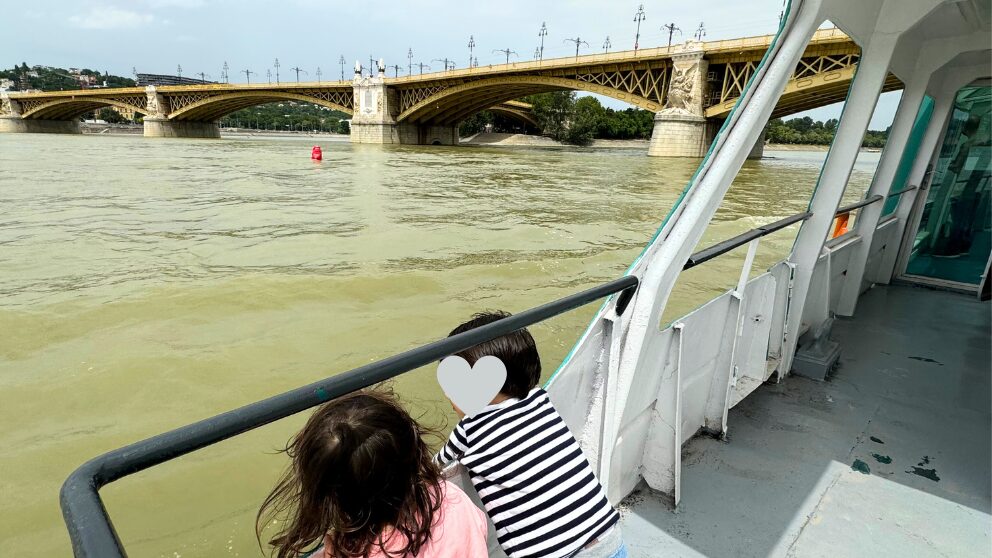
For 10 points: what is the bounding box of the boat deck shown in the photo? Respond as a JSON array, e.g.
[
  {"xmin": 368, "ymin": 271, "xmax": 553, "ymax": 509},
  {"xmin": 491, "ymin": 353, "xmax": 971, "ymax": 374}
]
[{"xmin": 619, "ymin": 284, "xmax": 991, "ymax": 557}]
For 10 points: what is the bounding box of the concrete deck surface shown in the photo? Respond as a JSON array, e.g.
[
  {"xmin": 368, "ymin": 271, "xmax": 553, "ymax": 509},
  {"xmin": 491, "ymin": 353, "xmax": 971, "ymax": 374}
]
[{"xmin": 619, "ymin": 284, "xmax": 991, "ymax": 557}]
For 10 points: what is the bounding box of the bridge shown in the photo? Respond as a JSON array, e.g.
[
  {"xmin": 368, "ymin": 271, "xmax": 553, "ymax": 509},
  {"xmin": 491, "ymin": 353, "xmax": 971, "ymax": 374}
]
[{"xmin": 0, "ymin": 28, "xmax": 900, "ymax": 157}]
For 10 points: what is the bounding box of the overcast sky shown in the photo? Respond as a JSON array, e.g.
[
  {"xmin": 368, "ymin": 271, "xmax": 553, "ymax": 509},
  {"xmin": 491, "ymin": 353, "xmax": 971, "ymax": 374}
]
[{"xmin": 3, "ymin": 0, "xmax": 900, "ymax": 128}]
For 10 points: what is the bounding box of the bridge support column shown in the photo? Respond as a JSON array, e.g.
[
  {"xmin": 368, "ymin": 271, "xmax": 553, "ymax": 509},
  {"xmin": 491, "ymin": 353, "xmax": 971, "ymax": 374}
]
[
  {"xmin": 143, "ymin": 118, "xmax": 220, "ymax": 138},
  {"xmin": 0, "ymin": 95, "xmax": 80, "ymax": 134},
  {"xmin": 351, "ymin": 65, "xmax": 403, "ymax": 144},
  {"xmin": 0, "ymin": 116, "xmax": 80, "ymax": 134},
  {"xmin": 648, "ymin": 43, "xmax": 709, "ymax": 158},
  {"xmin": 748, "ymin": 127, "xmax": 766, "ymax": 159},
  {"xmin": 351, "ymin": 65, "xmax": 458, "ymax": 146}
]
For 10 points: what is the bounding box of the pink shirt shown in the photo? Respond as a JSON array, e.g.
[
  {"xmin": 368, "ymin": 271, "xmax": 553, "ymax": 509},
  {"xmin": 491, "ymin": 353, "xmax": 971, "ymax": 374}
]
[{"xmin": 319, "ymin": 480, "xmax": 488, "ymax": 558}]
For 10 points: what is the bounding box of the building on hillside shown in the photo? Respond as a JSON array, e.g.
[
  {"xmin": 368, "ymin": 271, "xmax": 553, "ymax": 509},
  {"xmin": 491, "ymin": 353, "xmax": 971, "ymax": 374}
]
[{"xmin": 136, "ymin": 73, "xmax": 215, "ymax": 87}]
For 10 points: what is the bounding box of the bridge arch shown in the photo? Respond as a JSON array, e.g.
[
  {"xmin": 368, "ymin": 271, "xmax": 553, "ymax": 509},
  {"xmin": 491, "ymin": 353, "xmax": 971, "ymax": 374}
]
[
  {"xmin": 21, "ymin": 97, "xmax": 148, "ymax": 120},
  {"xmin": 167, "ymin": 90, "xmax": 353, "ymax": 121},
  {"xmin": 397, "ymin": 76, "xmax": 665, "ymax": 126}
]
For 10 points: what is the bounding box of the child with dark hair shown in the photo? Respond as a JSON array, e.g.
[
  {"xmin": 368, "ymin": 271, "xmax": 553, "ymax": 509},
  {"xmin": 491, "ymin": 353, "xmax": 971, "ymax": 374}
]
[
  {"xmin": 438, "ymin": 311, "xmax": 626, "ymax": 558},
  {"xmin": 258, "ymin": 389, "xmax": 488, "ymax": 558}
]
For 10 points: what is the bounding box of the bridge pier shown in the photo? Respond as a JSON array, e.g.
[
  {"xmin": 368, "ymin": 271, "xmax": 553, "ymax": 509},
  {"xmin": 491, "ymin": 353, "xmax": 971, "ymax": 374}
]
[
  {"xmin": 143, "ymin": 118, "xmax": 220, "ymax": 138},
  {"xmin": 0, "ymin": 116, "xmax": 80, "ymax": 134},
  {"xmin": 350, "ymin": 66, "xmax": 458, "ymax": 146}
]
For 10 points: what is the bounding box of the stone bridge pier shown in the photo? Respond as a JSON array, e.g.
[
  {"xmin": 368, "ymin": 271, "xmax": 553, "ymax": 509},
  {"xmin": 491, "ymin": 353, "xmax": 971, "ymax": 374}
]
[{"xmin": 349, "ymin": 64, "xmax": 458, "ymax": 146}]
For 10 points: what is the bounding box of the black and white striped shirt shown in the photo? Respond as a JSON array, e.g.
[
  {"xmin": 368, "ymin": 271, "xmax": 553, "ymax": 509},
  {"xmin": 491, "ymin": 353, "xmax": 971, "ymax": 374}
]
[{"xmin": 436, "ymin": 388, "xmax": 619, "ymax": 558}]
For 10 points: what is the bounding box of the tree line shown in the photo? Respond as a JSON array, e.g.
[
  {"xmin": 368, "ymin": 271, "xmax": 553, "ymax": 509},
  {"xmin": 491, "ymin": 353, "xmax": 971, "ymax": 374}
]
[
  {"xmin": 462, "ymin": 91, "xmax": 889, "ymax": 148},
  {"xmin": 219, "ymin": 102, "xmax": 351, "ymax": 133},
  {"xmin": 766, "ymin": 116, "xmax": 889, "ymax": 148},
  {"xmin": 1, "ymin": 63, "xmax": 135, "ymax": 91}
]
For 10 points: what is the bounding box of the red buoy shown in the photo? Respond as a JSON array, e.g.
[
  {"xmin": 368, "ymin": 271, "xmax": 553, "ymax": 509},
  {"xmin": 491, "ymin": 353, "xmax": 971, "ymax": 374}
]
[{"xmin": 311, "ymin": 146, "xmax": 323, "ymax": 160}]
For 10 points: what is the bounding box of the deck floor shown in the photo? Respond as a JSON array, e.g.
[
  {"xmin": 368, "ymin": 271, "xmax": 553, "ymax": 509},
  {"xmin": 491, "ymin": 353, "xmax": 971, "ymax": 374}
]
[{"xmin": 618, "ymin": 284, "xmax": 991, "ymax": 557}]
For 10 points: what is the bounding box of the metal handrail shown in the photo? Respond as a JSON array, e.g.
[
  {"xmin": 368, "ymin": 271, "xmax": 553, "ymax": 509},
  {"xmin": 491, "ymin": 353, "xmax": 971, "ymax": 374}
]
[
  {"xmin": 835, "ymin": 194, "xmax": 884, "ymax": 215},
  {"xmin": 60, "ymin": 275, "xmax": 638, "ymax": 557},
  {"xmin": 60, "ymin": 198, "xmax": 870, "ymax": 556},
  {"xmin": 886, "ymin": 184, "xmax": 917, "ymax": 198}
]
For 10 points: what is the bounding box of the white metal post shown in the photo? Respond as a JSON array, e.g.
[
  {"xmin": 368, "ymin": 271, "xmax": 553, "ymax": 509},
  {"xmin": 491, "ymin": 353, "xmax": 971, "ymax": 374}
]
[
  {"xmin": 834, "ymin": 63, "xmax": 927, "ymax": 315},
  {"xmin": 780, "ymin": 31, "xmax": 898, "ymax": 374}
]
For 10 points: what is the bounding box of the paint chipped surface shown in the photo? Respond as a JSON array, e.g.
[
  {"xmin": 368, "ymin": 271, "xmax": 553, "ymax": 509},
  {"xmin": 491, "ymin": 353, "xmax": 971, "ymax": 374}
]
[
  {"xmin": 871, "ymin": 453, "xmax": 892, "ymax": 464},
  {"xmin": 908, "ymin": 356, "xmax": 943, "ymax": 366},
  {"xmin": 870, "ymin": 436, "xmax": 884, "ymax": 444},
  {"xmin": 852, "ymin": 459, "xmax": 871, "ymax": 474}
]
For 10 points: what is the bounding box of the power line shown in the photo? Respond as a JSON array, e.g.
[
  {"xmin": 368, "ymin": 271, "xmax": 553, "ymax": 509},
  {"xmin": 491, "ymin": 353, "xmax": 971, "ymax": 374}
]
[
  {"xmin": 662, "ymin": 23, "xmax": 682, "ymax": 47},
  {"xmin": 493, "ymin": 48, "xmax": 517, "ymax": 64},
  {"xmin": 563, "ymin": 37, "xmax": 589, "ymax": 58},
  {"xmin": 290, "ymin": 66, "xmax": 308, "ymax": 82}
]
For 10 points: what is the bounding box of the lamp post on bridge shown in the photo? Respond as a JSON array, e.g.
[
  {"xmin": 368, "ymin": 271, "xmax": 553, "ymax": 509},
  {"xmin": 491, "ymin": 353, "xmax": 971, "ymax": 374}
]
[
  {"xmin": 388, "ymin": 64, "xmax": 403, "ymax": 77},
  {"xmin": 603, "ymin": 36, "xmax": 612, "ymax": 54},
  {"xmin": 196, "ymin": 72, "xmax": 210, "ymax": 83},
  {"xmin": 662, "ymin": 23, "xmax": 682, "ymax": 47},
  {"xmin": 694, "ymin": 22, "xmax": 706, "ymax": 41},
  {"xmin": 267, "ymin": 69, "xmax": 272, "ymax": 84},
  {"xmin": 538, "ymin": 22, "xmax": 548, "ymax": 61},
  {"xmin": 468, "ymin": 36, "xmax": 475, "ymax": 69},
  {"xmin": 407, "ymin": 48, "xmax": 413, "ymax": 76},
  {"xmin": 316, "ymin": 67, "xmax": 322, "ymax": 83},
  {"xmin": 493, "ymin": 48, "xmax": 517, "ymax": 65},
  {"xmin": 563, "ymin": 37, "xmax": 589, "ymax": 59},
  {"xmin": 177, "ymin": 64, "xmax": 182, "ymax": 80},
  {"xmin": 633, "ymin": 4, "xmax": 646, "ymax": 51},
  {"xmin": 222, "ymin": 61, "xmax": 229, "ymax": 83},
  {"xmin": 534, "ymin": 47, "xmax": 541, "ymax": 60},
  {"xmin": 243, "ymin": 68, "xmax": 255, "ymax": 84},
  {"xmin": 339, "ymin": 55, "xmax": 346, "ymax": 81},
  {"xmin": 290, "ymin": 66, "xmax": 308, "ymax": 82},
  {"xmin": 274, "ymin": 58, "xmax": 280, "ymax": 84},
  {"xmin": 415, "ymin": 62, "xmax": 431, "ymax": 75},
  {"xmin": 368, "ymin": 55, "xmax": 376, "ymax": 77}
]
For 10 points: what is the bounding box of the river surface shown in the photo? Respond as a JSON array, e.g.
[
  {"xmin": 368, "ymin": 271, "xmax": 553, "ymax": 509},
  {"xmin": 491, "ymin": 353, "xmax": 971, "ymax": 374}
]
[{"xmin": 0, "ymin": 133, "xmax": 878, "ymax": 557}]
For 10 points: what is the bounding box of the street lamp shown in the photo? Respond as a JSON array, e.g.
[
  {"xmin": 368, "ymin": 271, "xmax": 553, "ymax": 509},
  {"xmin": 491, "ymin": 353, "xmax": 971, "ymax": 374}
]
[
  {"xmin": 222, "ymin": 61, "xmax": 229, "ymax": 83},
  {"xmin": 177, "ymin": 64, "xmax": 183, "ymax": 80},
  {"xmin": 267, "ymin": 69, "xmax": 272, "ymax": 83},
  {"xmin": 468, "ymin": 36, "xmax": 476, "ymax": 69},
  {"xmin": 634, "ymin": 4, "xmax": 646, "ymax": 51},
  {"xmin": 290, "ymin": 66, "xmax": 308, "ymax": 82},
  {"xmin": 339, "ymin": 55, "xmax": 346, "ymax": 80},
  {"xmin": 407, "ymin": 48, "xmax": 414, "ymax": 75},
  {"xmin": 274, "ymin": 58, "xmax": 280, "ymax": 83},
  {"xmin": 603, "ymin": 36, "xmax": 612, "ymax": 54},
  {"xmin": 694, "ymin": 22, "xmax": 706, "ymax": 41},
  {"xmin": 538, "ymin": 22, "xmax": 548, "ymax": 60}
]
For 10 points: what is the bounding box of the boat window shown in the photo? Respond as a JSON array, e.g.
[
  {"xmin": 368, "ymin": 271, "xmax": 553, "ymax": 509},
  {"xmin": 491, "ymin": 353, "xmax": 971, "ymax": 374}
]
[
  {"xmin": 904, "ymin": 85, "xmax": 991, "ymax": 286},
  {"xmin": 881, "ymin": 95, "xmax": 934, "ymax": 216}
]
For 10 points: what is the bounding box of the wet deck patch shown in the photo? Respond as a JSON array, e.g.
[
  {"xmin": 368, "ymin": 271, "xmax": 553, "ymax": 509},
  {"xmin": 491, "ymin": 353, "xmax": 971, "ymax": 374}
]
[
  {"xmin": 852, "ymin": 459, "xmax": 871, "ymax": 474},
  {"xmin": 870, "ymin": 436, "xmax": 884, "ymax": 444}
]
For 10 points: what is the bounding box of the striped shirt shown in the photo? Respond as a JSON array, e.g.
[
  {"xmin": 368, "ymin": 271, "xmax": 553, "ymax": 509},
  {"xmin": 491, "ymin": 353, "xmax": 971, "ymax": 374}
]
[{"xmin": 436, "ymin": 388, "xmax": 619, "ymax": 558}]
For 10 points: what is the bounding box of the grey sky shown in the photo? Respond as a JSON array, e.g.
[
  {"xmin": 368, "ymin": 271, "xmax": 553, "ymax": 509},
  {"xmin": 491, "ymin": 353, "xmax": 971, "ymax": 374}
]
[{"xmin": 3, "ymin": 0, "xmax": 899, "ymax": 128}]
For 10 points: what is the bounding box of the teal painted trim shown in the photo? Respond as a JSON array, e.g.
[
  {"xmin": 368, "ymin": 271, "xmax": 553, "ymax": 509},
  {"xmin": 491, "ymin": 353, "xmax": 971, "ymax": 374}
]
[
  {"xmin": 548, "ymin": 0, "xmax": 797, "ymax": 385},
  {"xmin": 882, "ymin": 95, "xmax": 934, "ymax": 215}
]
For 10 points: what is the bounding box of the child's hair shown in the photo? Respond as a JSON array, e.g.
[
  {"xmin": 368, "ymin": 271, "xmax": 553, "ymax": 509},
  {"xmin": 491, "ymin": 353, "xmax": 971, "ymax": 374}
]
[
  {"xmin": 256, "ymin": 389, "xmax": 443, "ymax": 558},
  {"xmin": 448, "ymin": 310, "xmax": 542, "ymax": 399}
]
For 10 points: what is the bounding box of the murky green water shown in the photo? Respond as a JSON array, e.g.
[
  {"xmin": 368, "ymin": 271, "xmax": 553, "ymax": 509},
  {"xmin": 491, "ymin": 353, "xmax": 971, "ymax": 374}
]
[{"xmin": 0, "ymin": 134, "xmax": 878, "ymax": 557}]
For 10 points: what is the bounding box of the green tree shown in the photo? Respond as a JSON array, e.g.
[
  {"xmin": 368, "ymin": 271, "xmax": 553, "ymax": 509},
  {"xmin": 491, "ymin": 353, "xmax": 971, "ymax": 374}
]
[
  {"xmin": 527, "ymin": 91, "xmax": 576, "ymax": 142},
  {"xmin": 337, "ymin": 120, "xmax": 350, "ymax": 134}
]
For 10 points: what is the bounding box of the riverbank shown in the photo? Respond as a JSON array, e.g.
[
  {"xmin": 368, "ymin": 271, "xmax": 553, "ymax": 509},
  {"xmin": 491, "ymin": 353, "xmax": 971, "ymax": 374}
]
[{"xmin": 461, "ymin": 132, "xmax": 650, "ymax": 149}]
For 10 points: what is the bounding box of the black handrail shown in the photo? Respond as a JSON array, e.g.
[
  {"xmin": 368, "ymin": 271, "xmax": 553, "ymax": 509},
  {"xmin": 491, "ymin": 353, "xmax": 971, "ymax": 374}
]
[
  {"xmin": 684, "ymin": 212, "xmax": 812, "ymax": 269},
  {"xmin": 886, "ymin": 184, "xmax": 917, "ymax": 198},
  {"xmin": 835, "ymin": 194, "xmax": 884, "ymax": 215},
  {"xmin": 60, "ymin": 275, "xmax": 638, "ymax": 558}
]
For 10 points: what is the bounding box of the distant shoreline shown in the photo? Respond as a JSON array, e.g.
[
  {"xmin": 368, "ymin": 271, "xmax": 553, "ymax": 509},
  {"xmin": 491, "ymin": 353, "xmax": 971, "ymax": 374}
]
[{"xmin": 76, "ymin": 126, "xmax": 878, "ymax": 152}]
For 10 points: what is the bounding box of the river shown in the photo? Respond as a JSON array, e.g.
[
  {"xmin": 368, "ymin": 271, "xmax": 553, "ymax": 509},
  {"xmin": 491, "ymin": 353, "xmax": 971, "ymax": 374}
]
[{"xmin": 0, "ymin": 133, "xmax": 879, "ymax": 557}]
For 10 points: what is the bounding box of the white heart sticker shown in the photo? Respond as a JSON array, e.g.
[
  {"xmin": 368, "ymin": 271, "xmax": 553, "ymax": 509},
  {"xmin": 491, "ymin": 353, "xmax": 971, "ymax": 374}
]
[{"xmin": 437, "ymin": 355, "xmax": 507, "ymax": 418}]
